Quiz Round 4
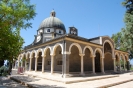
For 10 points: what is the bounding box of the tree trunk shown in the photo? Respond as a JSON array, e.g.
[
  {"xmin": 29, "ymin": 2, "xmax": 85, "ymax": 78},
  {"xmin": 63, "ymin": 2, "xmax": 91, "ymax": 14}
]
[{"xmin": 8, "ymin": 61, "xmax": 12, "ymax": 75}]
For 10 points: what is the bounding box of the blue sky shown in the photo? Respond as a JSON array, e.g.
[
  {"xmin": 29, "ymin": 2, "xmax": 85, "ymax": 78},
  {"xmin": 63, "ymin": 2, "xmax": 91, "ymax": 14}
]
[{"xmin": 20, "ymin": 0, "xmax": 133, "ymax": 64}]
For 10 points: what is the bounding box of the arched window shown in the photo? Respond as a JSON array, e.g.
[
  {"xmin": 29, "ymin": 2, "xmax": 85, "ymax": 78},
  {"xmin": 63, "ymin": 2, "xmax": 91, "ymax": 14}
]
[
  {"xmin": 59, "ymin": 30, "xmax": 61, "ymax": 34},
  {"xmin": 47, "ymin": 29, "xmax": 50, "ymax": 32}
]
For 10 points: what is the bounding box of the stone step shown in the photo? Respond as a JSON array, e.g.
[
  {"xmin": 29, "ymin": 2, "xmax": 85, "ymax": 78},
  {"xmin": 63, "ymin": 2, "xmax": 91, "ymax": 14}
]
[{"xmin": 98, "ymin": 79, "xmax": 133, "ymax": 88}]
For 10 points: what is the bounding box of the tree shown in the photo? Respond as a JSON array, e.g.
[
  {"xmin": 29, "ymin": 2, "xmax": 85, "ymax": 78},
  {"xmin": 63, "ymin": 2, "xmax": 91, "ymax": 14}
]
[
  {"xmin": 0, "ymin": 0, "xmax": 36, "ymax": 74},
  {"xmin": 112, "ymin": 0, "xmax": 133, "ymax": 60}
]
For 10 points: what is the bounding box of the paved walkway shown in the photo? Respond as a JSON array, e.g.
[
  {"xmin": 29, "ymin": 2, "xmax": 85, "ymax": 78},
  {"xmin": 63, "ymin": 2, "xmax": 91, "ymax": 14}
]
[
  {"xmin": 109, "ymin": 81, "xmax": 133, "ymax": 88},
  {"xmin": 0, "ymin": 76, "xmax": 27, "ymax": 88},
  {"xmin": 10, "ymin": 70, "xmax": 133, "ymax": 88}
]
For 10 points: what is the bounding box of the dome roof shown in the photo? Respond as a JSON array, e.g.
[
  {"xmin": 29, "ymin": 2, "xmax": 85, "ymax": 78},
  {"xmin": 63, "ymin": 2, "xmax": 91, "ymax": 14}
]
[{"xmin": 39, "ymin": 10, "xmax": 66, "ymax": 31}]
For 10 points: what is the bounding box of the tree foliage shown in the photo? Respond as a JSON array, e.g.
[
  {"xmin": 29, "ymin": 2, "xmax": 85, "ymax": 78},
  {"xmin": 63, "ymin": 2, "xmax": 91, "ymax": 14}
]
[
  {"xmin": 0, "ymin": 0, "xmax": 36, "ymax": 67},
  {"xmin": 112, "ymin": 0, "xmax": 133, "ymax": 59}
]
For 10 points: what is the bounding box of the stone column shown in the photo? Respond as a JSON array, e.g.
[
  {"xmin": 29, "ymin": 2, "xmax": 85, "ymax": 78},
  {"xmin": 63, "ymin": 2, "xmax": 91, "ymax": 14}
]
[
  {"xmin": 18, "ymin": 59, "xmax": 20, "ymax": 68},
  {"xmin": 29, "ymin": 57, "xmax": 32, "ymax": 71},
  {"xmin": 123, "ymin": 58, "xmax": 126, "ymax": 71},
  {"xmin": 51, "ymin": 54, "xmax": 55, "ymax": 74},
  {"xmin": 63, "ymin": 52, "xmax": 70, "ymax": 78},
  {"xmin": 42, "ymin": 55, "xmax": 46, "ymax": 73},
  {"xmin": 113, "ymin": 58, "xmax": 116, "ymax": 72},
  {"xmin": 25, "ymin": 60, "xmax": 27, "ymax": 71},
  {"xmin": 21, "ymin": 59, "xmax": 23, "ymax": 67},
  {"xmin": 92, "ymin": 56, "xmax": 96, "ymax": 74},
  {"xmin": 119, "ymin": 60, "xmax": 121, "ymax": 72},
  {"xmin": 79, "ymin": 54, "xmax": 85, "ymax": 76},
  {"xmin": 35, "ymin": 56, "xmax": 38, "ymax": 72},
  {"xmin": 101, "ymin": 57, "xmax": 105, "ymax": 74}
]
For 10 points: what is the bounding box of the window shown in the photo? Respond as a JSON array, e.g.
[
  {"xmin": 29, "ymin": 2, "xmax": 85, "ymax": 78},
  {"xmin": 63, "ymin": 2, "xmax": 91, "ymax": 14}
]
[
  {"xmin": 57, "ymin": 61, "xmax": 62, "ymax": 65},
  {"xmin": 46, "ymin": 38, "xmax": 50, "ymax": 41},
  {"xmin": 47, "ymin": 29, "xmax": 50, "ymax": 32},
  {"xmin": 59, "ymin": 30, "xmax": 61, "ymax": 34}
]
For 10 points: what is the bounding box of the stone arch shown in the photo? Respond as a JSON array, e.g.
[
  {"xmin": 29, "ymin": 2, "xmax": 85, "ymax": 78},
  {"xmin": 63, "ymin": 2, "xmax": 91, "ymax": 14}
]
[
  {"xmin": 125, "ymin": 54, "xmax": 129, "ymax": 70},
  {"xmin": 43, "ymin": 46, "xmax": 52, "ymax": 71},
  {"xmin": 37, "ymin": 48, "xmax": 44, "ymax": 56},
  {"xmin": 115, "ymin": 52, "xmax": 120, "ymax": 68},
  {"xmin": 21, "ymin": 53, "xmax": 25, "ymax": 59},
  {"xmin": 53, "ymin": 43, "xmax": 63, "ymax": 72},
  {"xmin": 103, "ymin": 40, "xmax": 114, "ymax": 71},
  {"xmin": 120, "ymin": 53, "xmax": 125, "ymax": 71},
  {"xmin": 69, "ymin": 43, "xmax": 82, "ymax": 54},
  {"xmin": 30, "ymin": 50, "xmax": 37, "ymax": 71},
  {"xmin": 103, "ymin": 40, "xmax": 114, "ymax": 58},
  {"xmin": 83, "ymin": 46, "xmax": 93, "ymax": 56},
  {"xmin": 53, "ymin": 43, "xmax": 63, "ymax": 55},
  {"xmin": 25, "ymin": 52, "xmax": 31, "ymax": 71},
  {"xmin": 69, "ymin": 43, "xmax": 81, "ymax": 72},
  {"xmin": 44, "ymin": 46, "xmax": 52, "ymax": 56},
  {"xmin": 125, "ymin": 54, "xmax": 128, "ymax": 61},
  {"xmin": 21, "ymin": 53, "xmax": 26, "ymax": 67},
  {"xmin": 94, "ymin": 48, "xmax": 103, "ymax": 57},
  {"xmin": 36, "ymin": 48, "xmax": 44, "ymax": 71},
  {"xmin": 94, "ymin": 48, "xmax": 103, "ymax": 72},
  {"xmin": 120, "ymin": 53, "xmax": 125, "ymax": 60},
  {"xmin": 115, "ymin": 52, "xmax": 120, "ymax": 59},
  {"xmin": 83, "ymin": 46, "xmax": 94, "ymax": 72},
  {"xmin": 26, "ymin": 51, "xmax": 31, "ymax": 59},
  {"xmin": 30, "ymin": 50, "xmax": 37, "ymax": 58}
]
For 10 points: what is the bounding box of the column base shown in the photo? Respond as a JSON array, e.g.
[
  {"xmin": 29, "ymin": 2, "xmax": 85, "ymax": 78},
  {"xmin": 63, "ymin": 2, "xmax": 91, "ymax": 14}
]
[
  {"xmin": 92, "ymin": 72, "xmax": 96, "ymax": 75},
  {"xmin": 63, "ymin": 74, "xmax": 70, "ymax": 78},
  {"xmin": 102, "ymin": 72, "xmax": 105, "ymax": 74},
  {"xmin": 41, "ymin": 71, "xmax": 44, "ymax": 73},
  {"xmin": 80, "ymin": 73, "xmax": 85, "ymax": 76}
]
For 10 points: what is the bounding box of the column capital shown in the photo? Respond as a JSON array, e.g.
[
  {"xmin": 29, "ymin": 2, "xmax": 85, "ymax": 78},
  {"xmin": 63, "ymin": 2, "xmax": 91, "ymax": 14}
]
[
  {"xmin": 41, "ymin": 55, "xmax": 46, "ymax": 58},
  {"xmin": 64, "ymin": 51, "xmax": 71, "ymax": 55},
  {"xmin": 35, "ymin": 56, "xmax": 39, "ymax": 59},
  {"xmin": 113, "ymin": 58, "xmax": 116, "ymax": 60},
  {"xmin": 101, "ymin": 57, "xmax": 104, "ymax": 59},
  {"xmin": 29, "ymin": 56, "xmax": 33, "ymax": 59},
  {"xmin": 91, "ymin": 55, "xmax": 95, "ymax": 58},
  {"xmin": 79, "ymin": 54, "xmax": 85, "ymax": 57},
  {"xmin": 50, "ymin": 54, "xmax": 55, "ymax": 57}
]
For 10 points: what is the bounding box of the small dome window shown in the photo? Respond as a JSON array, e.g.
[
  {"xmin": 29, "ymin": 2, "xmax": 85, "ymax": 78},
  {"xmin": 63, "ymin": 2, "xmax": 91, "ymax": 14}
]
[
  {"xmin": 47, "ymin": 29, "xmax": 50, "ymax": 32},
  {"xmin": 59, "ymin": 30, "xmax": 61, "ymax": 34}
]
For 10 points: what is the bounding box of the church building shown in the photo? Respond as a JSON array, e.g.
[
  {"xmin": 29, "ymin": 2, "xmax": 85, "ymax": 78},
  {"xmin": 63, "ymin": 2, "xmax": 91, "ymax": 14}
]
[{"xmin": 16, "ymin": 10, "xmax": 129, "ymax": 78}]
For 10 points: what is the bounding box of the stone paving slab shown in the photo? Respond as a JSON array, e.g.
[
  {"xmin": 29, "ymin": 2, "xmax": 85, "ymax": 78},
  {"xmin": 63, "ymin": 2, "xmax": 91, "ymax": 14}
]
[
  {"xmin": 9, "ymin": 73, "xmax": 133, "ymax": 88},
  {"xmin": 24, "ymin": 71, "xmax": 119, "ymax": 84},
  {"xmin": 0, "ymin": 76, "xmax": 27, "ymax": 88},
  {"xmin": 109, "ymin": 81, "xmax": 133, "ymax": 88}
]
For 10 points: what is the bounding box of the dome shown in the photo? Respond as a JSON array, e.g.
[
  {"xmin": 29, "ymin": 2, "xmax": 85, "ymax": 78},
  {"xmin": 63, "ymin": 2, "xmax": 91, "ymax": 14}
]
[{"xmin": 39, "ymin": 10, "xmax": 66, "ymax": 31}]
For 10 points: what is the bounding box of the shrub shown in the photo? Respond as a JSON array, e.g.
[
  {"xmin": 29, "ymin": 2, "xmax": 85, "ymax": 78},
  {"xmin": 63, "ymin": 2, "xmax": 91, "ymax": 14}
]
[{"xmin": 0, "ymin": 66, "xmax": 9, "ymax": 76}]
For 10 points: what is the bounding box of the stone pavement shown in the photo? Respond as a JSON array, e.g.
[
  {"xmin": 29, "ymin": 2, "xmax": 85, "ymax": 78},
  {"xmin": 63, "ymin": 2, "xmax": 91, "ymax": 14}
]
[
  {"xmin": 10, "ymin": 70, "xmax": 133, "ymax": 88},
  {"xmin": 0, "ymin": 76, "xmax": 27, "ymax": 88}
]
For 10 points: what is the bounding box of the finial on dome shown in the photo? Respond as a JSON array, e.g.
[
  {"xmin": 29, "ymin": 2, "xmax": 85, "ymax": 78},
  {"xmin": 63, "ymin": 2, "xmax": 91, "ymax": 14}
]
[{"xmin": 50, "ymin": 9, "xmax": 56, "ymax": 17}]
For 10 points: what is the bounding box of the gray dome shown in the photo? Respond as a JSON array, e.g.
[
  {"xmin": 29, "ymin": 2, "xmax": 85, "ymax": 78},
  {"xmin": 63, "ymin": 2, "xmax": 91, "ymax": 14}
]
[{"xmin": 39, "ymin": 11, "xmax": 65, "ymax": 31}]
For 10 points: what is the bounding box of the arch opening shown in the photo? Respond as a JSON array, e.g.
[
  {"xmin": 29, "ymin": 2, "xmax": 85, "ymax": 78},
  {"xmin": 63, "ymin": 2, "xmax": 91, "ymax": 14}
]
[
  {"xmin": 44, "ymin": 48, "xmax": 51, "ymax": 71},
  {"xmin": 84, "ymin": 48, "xmax": 92, "ymax": 73},
  {"xmin": 69, "ymin": 45, "xmax": 81, "ymax": 72},
  {"xmin": 37, "ymin": 52, "xmax": 42, "ymax": 71},
  {"xmin": 54, "ymin": 45, "xmax": 62, "ymax": 72},
  {"xmin": 95, "ymin": 51, "xmax": 101, "ymax": 72},
  {"xmin": 104, "ymin": 42, "xmax": 114, "ymax": 72},
  {"xmin": 26, "ymin": 53, "xmax": 30, "ymax": 71},
  {"xmin": 31, "ymin": 53, "xmax": 35, "ymax": 71}
]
